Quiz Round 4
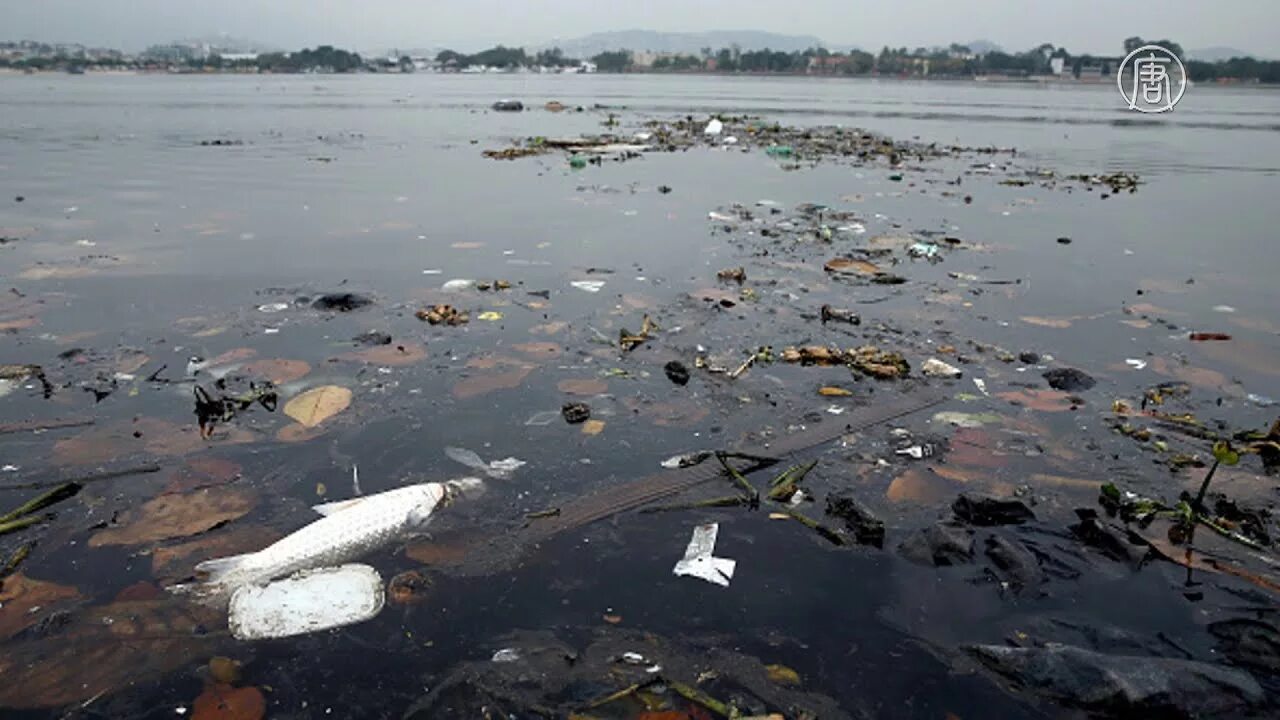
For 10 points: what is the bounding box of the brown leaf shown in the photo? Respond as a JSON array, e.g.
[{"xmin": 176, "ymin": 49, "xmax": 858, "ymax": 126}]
[
  {"xmin": 451, "ymin": 366, "xmax": 534, "ymax": 400},
  {"xmin": 1148, "ymin": 356, "xmax": 1229, "ymax": 389},
  {"xmin": 388, "ymin": 570, "xmax": 433, "ymax": 606},
  {"xmin": 1019, "ymin": 315, "xmax": 1073, "ymax": 328},
  {"xmin": 206, "ymin": 348, "xmax": 258, "ymax": 366},
  {"xmin": 818, "ymin": 386, "xmax": 853, "ymax": 397},
  {"xmin": 163, "ymin": 456, "xmax": 244, "ymax": 494},
  {"xmin": 340, "ymin": 343, "xmax": 428, "ymax": 366},
  {"xmin": 581, "ymin": 419, "xmax": 606, "ymax": 435},
  {"xmin": 242, "ymin": 358, "xmax": 311, "ymax": 384},
  {"xmin": 824, "ymin": 257, "xmax": 880, "ymax": 275},
  {"xmin": 0, "ymin": 317, "xmax": 38, "ymax": 331},
  {"xmin": 114, "ymin": 581, "xmax": 163, "ymax": 602},
  {"xmin": 151, "ymin": 526, "xmax": 282, "ymax": 580},
  {"xmin": 603, "ymin": 614, "xmax": 623, "ymax": 624},
  {"xmin": 558, "ymin": 378, "xmax": 607, "ymax": 396},
  {"xmin": 886, "ymin": 468, "xmax": 955, "ymax": 504},
  {"xmin": 0, "ymin": 600, "xmax": 218, "ymax": 708},
  {"xmin": 404, "ymin": 540, "xmax": 469, "ymax": 567},
  {"xmin": 995, "ymin": 389, "xmax": 1076, "ymax": 412},
  {"xmin": 513, "ymin": 341, "xmax": 563, "ymax": 359},
  {"xmin": 529, "ymin": 321, "xmax": 569, "ymax": 336},
  {"xmin": 193, "ymin": 684, "xmax": 266, "ymax": 720},
  {"xmin": 113, "ymin": 350, "xmax": 151, "ymax": 374},
  {"xmin": 283, "ymin": 385, "xmax": 352, "ymax": 428},
  {"xmin": 89, "ymin": 487, "xmax": 257, "ymax": 547},
  {"xmin": 275, "ymin": 423, "xmax": 326, "ymax": 443},
  {"xmin": 0, "ymin": 574, "xmax": 82, "ymax": 640}
]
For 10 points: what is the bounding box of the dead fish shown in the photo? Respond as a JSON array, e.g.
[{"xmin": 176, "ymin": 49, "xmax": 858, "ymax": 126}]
[{"xmin": 171, "ymin": 479, "xmax": 483, "ymax": 600}]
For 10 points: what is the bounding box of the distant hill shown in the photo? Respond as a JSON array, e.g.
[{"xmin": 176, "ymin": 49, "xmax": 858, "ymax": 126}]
[
  {"xmin": 540, "ymin": 30, "xmax": 827, "ymax": 58},
  {"xmin": 965, "ymin": 40, "xmax": 1004, "ymax": 55},
  {"xmin": 174, "ymin": 34, "xmax": 279, "ymax": 53},
  {"xmin": 1186, "ymin": 46, "xmax": 1262, "ymax": 62}
]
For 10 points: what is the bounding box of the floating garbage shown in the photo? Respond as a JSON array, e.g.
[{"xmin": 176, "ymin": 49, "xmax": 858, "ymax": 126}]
[
  {"xmin": 704, "ymin": 118, "xmax": 723, "ymax": 136},
  {"xmin": 660, "ymin": 451, "xmax": 713, "ymax": 469},
  {"xmin": 228, "ymin": 564, "xmax": 384, "ymax": 640},
  {"xmin": 256, "ymin": 302, "xmax": 290, "ymax": 313},
  {"xmin": 491, "ymin": 100, "xmax": 523, "ymax": 112},
  {"xmin": 570, "ymin": 280, "xmax": 605, "ymax": 293},
  {"xmin": 491, "ymin": 648, "xmax": 522, "ymax": 663},
  {"xmin": 1126, "ymin": 358, "xmax": 1148, "ymax": 370},
  {"xmin": 441, "ymin": 279, "xmax": 474, "ymax": 292},
  {"xmin": 672, "ymin": 523, "xmax": 735, "ymax": 587},
  {"xmin": 444, "ymin": 447, "xmax": 526, "ymax": 479},
  {"xmin": 922, "ymin": 358, "xmax": 963, "ymax": 379},
  {"xmin": 908, "ymin": 242, "xmax": 940, "ymax": 259},
  {"xmin": 765, "ymin": 145, "xmax": 794, "ymax": 158}
]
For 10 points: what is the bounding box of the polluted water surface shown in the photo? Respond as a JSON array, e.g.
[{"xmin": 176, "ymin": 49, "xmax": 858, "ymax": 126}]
[{"xmin": 0, "ymin": 72, "xmax": 1279, "ymax": 719}]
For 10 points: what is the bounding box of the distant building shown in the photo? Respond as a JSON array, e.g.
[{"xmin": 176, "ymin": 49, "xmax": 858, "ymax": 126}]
[
  {"xmin": 807, "ymin": 55, "xmax": 848, "ymax": 73},
  {"xmin": 220, "ymin": 52, "xmax": 259, "ymax": 63}
]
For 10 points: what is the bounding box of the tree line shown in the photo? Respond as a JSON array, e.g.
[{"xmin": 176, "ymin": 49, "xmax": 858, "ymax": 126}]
[{"xmin": 4, "ymin": 38, "xmax": 1278, "ymax": 82}]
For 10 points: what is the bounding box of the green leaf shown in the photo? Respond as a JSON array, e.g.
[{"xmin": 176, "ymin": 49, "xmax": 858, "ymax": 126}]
[
  {"xmin": 1100, "ymin": 483, "xmax": 1121, "ymax": 503},
  {"xmin": 1212, "ymin": 440, "xmax": 1240, "ymax": 466}
]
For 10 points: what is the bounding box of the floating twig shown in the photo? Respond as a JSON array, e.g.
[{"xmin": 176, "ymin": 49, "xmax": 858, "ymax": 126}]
[
  {"xmin": 0, "ymin": 482, "xmax": 82, "ymax": 524},
  {"xmin": 2, "ymin": 541, "xmax": 33, "ymax": 577},
  {"xmin": 668, "ymin": 679, "xmax": 736, "ymax": 718},
  {"xmin": 0, "ymin": 463, "xmax": 160, "ymax": 491},
  {"xmin": 640, "ymin": 495, "xmax": 746, "ymax": 514},
  {"xmin": 0, "ymin": 417, "xmax": 95, "ymax": 436}
]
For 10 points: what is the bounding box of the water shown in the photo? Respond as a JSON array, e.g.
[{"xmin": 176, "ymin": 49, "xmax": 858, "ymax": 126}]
[{"xmin": 1, "ymin": 73, "xmax": 1278, "ymax": 717}]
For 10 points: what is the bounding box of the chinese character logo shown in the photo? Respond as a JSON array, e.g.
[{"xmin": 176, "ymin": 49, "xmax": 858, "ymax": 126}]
[{"xmin": 1118, "ymin": 45, "xmax": 1186, "ymax": 113}]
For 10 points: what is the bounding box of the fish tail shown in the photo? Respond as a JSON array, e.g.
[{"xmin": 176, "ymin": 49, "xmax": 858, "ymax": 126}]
[
  {"xmin": 165, "ymin": 551, "xmax": 260, "ymax": 604},
  {"xmin": 194, "ymin": 552, "xmax": 258, "ymax": 583}
]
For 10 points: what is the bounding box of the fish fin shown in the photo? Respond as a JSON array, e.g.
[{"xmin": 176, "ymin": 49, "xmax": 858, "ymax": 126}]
[
  {"xmin": 312, "ymin": 497, "xmax": 366, "ymax": 516},
  {"xmin": 194, "ymin": 552, "xmax": 257, "ymax": 583}
]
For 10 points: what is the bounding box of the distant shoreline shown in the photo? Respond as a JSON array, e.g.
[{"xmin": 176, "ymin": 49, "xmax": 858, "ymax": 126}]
[{"xmin": 2, "ymin": 67, "xmax": 1277, "ymax": 88}]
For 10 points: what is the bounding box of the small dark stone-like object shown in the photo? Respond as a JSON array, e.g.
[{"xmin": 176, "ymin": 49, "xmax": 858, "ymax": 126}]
[
  {"xmin": 1056, "ymin": 236, "xmax": 1072, "ymax": 244},
  {"xmin": 353, "ymin": 330, "xmax": 393, "ymax": 347},
  {"xmin": 953, "ymin": 493, "xmax": 1035, "ymax": 526},
  {"xmin": 825, "ymin": 492, "xmax": 884, "ymax": 548},
  {"xmin": 14, "ymin": 196, "xmax": 24, "ymax": 202},
  {"xmin": 1018, "ymin": 351, "xmax": 1040, "ymax": 365},
  {"xmin": 657, "ymin": 185, "xmax": 672, "ymax": 194},
  {"xmin": 663, "ymin": 361, "xmax": 690, "ymax": 386},
  {"xmin": 898, "ymin": 522, "xmax": 974, "ymax": 566},
  {"xmin": 561, "ymin": 402, "xmax": 590, "ymax": 424},
  {"xmin": 1042, "ymin": 367, "xmax": 1096, "ymax": 392},
  {"xmin": 312, "ymin": 292, "xmax": 373, "ymax": 312}
]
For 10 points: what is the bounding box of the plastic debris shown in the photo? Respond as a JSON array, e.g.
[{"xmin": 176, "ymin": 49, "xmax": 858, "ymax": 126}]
[
  {"xmin": 661, "ymin": 451, "xmax": 713, "ymax": 469},
  {"xmin": 444, "ymin": 447, "xmax": 526, "ymax": 479},
  {"xmin": 570, "ymin": 280, "xmax": 605, "ymax": 293},
  {"xmin": 1212, "ymin": 305, "xmax": 1236, "ymax": 313},
  {"xmin": 922, "ymin": 358, "xmax": 963, "ymax": 379},
  {"xmin": 1247, "ymin": 393, "xmax": 1277, "ymax": 407},
  {"xmin": 896, "ymin": 445, "xmax": 936, "ymax": 459},
  {"xmin": 908, "ymin": 242, "xmax": 940, "ymax": 259},
  {"xmin": 228, "ymin": 563, "xmax": 384, "ymax": 640},
  {"xmin": 476, "ymin": 311, "xmax": 503, "ymax": 321},
  {"xmin": 491, "ymin": 648, "xmax": 522, "ymax": 663},
  {"xmin": 765, "ymin": 145, "xmax": 794, "ymax": 157},
  {"xmin": 973, "ymin": 378, "xmax": 989, "ymax": 396},
  {"xmin": 256, "ymin": 302, "xmax": 290, "ymax": 313},
  {"xmin": 1126, "ymin": 358, "xmax": 1148, "ymax": 370},
  {"xmin": 524, "ymin": 410, "xmax": 561, "ymax": 426},
  {"xmin": 441, "ymin": 279, "xmax": 474, "ymax": 291},
  {"xmin": 672, "ymin": 523, "xmax": 735, "ymax": 587},
  {"xmin": 704, "ymin": 118, "xmax": 723, "ymax": 136}
]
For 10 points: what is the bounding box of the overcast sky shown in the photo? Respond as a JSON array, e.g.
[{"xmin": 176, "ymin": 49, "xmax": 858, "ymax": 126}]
[{"xmin": 2, "ymin": 0, "xmax": 1273, "ymax": 55}]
